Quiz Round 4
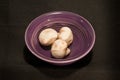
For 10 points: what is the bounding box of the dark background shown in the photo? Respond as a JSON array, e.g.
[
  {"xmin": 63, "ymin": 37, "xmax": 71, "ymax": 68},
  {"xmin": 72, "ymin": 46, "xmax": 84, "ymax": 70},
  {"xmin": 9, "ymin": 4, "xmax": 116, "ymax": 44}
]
[{"xmin": 0, "ymin": 0, "xmax": 120, "ymax": 80}]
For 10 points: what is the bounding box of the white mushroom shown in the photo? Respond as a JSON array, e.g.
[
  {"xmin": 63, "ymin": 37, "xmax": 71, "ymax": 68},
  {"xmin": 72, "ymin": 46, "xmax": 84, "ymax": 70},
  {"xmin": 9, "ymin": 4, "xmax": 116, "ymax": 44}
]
[
  {"xmin": 58, "ymin": 27, "xmax": 73, "ymax": 46},
  {"xmin": 51, "ymin": 39, "xmax": 69, "ymax": 58},
  {"xmin": 38, "ymin": 28, "xmax": 58, "ymax": 46}
]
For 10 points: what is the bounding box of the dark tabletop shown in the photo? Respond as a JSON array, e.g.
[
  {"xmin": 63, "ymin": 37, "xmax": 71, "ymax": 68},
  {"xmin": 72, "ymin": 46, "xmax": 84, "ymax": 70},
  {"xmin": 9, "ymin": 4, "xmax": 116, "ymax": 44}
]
[{"xmin": 0, "ymin": 0, "xmax": 120, "ymax": 80}]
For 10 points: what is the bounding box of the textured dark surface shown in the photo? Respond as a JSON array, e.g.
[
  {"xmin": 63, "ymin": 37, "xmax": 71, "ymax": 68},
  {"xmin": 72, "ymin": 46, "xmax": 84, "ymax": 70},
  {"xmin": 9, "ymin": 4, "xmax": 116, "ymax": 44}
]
[{"xmin": 0, "ymin": 0, "xmax": 120, "ymax": 80}]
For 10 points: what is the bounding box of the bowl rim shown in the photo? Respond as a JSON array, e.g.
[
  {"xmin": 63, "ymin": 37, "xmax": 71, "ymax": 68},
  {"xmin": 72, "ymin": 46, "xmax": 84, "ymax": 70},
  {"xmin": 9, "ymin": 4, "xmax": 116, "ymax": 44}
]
[{"xmin": 25, "ymin": 11, "xmax": 96, "ymax": 64}]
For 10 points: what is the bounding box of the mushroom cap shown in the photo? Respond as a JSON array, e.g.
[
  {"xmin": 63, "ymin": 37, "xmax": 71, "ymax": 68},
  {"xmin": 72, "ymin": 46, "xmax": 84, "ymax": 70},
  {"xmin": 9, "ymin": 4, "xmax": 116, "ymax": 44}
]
[
  {"xmin": 58, "ymin": 27, "xmax": 73, "ymax": 45},
  {"xmin": 39, "ymin": 28, "xmax": 58, "ymax": 46},
  {"xmin": 51, "ymin": 39, "xmax": 68, "ymax": 58}
]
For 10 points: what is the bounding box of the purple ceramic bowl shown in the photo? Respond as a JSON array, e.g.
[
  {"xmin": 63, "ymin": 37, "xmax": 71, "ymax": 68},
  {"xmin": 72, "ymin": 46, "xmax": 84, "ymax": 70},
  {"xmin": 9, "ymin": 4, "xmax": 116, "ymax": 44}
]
[{"xmin": 25, "ymin": 11, "xmax": 95, "ymax": 65}]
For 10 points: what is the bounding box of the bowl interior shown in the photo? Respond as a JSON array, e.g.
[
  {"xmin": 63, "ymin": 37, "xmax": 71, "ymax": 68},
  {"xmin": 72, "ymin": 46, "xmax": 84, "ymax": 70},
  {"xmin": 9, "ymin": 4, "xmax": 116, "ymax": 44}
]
[{"xmin": 25, "ymin": 11, "xmax": 95, "ymax": 63}]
